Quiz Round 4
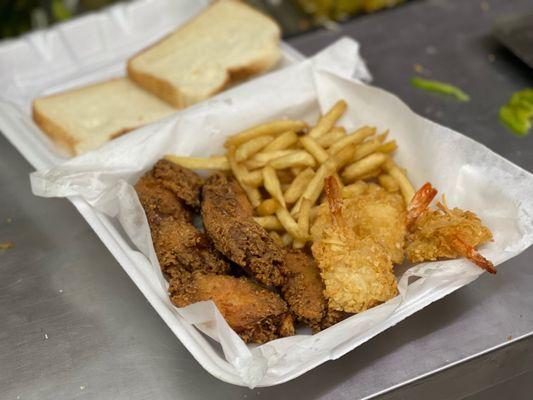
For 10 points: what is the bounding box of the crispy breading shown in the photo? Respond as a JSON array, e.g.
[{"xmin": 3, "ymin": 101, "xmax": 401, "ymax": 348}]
[
  {"xmin": 406, "ymin": 201, "xmax": 494, "ymax": 270},
  {"xmin": 281, "ymin": 250, "xmax": 326, "ymax": 328},
  {"xmin": 316, "ymin": 309, "xmax": 351, "ymax": 332},
  {"xmin": 311, "ymin": 177, "xmax": 398, "ymax": 313},
  {"xmin": 169, "ymin": 272, "xmax": 294, "ymax": 343},
  {"xmin": 201, "ymin": 173, "xmax": 285, "ymax": 287},
  {"xmin": 312, "ymin": 183, "xmax": 406, "ymax": 264},
  {"xmin": 151, "ymin": 159, "xmax": 204, "ymax": 209},
  {"xmin": 135, "ymin": 163, "xmax": 229, "ymax": 278}
]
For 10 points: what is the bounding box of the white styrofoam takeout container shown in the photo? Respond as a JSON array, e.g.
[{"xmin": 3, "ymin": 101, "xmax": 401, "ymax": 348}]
[{"xmin": 4, "ymin": 0, "xmax": 533, "ymax": 390}]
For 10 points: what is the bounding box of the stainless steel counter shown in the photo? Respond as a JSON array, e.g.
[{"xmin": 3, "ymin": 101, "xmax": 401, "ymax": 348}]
[{"xmin": 1, "ymin": 0, "xmax": 533, "ymax": 399}]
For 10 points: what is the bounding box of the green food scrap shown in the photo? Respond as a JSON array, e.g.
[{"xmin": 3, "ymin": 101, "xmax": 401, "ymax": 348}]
[
  {"xmin": 499, "ymin": 89, "xmax": 533, "ymax": 136},
  {"xmin": 411, "ymin": 77, "xmax": 470, "ymax": 102}
]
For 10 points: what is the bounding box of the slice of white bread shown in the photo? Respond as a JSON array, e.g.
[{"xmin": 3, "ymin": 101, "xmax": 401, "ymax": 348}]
[
  {"xmin": 32, "ymin": 78, "xmax": 176, "ymax": 155},
  {"xmin": 127, "ymin": 0, "xmax": 281, "ymax": 108}
]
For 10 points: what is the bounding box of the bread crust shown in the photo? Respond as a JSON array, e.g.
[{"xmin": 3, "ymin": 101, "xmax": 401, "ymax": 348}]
[
  {"xmin": 32, "ymin": 100, "xmax": 77, "ymax": 155},
  {"xmin": 32, "ymin": 78, "xmax": 172, "ymax": 155},
  {"xmin": 127, "ymin": 0, "xmax": 281, "ymax": 108}
]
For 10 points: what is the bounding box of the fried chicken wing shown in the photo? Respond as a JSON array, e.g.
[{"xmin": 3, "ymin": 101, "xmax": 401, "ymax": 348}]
[
  {"xmin": 406, "ymin": 183, "xmax": 495, "ymax": 273},
  {"xmin": 311, "ymin": 177, "xmax": 398, "ymax": 313},
  {"xmin": 312, "ymin": 183, "xmax": 407, "ymax": 264},
  {"xmin": 201, "ymin": 173, "xmax": 285, "ymax": 287},
  {"xmin": 169, "ymin": 272, "xmax": 294, "ymax": 343},
  {"xmin": 135, "ymin": 162, "xmax": 230, "ymax": 278},
  {"xmin": 281, "ymin": 250, "xmax": 326, "ymax": 329}
]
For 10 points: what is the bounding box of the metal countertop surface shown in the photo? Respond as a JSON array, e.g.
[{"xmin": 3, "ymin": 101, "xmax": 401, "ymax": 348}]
[{"xmin": 1, "ymin": 0, "xmax": 533, "ymax": 399}]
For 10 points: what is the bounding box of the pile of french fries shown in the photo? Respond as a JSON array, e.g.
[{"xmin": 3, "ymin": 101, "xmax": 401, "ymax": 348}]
[{"xmin": 165, "ymin": 100, "xmax": 415, "ymax": 249}]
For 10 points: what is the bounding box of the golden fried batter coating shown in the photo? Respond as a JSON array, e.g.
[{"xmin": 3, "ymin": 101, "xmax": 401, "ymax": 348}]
[
  {"xmin": 135, "ymin": 163, "xmax": 229, "ymax": 278},
  {"xmin": 201, "ymin": 173, "xmax": 285, "ymax": 287},
  {"xmin": 312, "ymin": 183, "xmax": 406, "ymax": 264},
  {"xmin": 169, "ymin": 272, "xmax": 294, "ymax": 343},
  {"xmin": 406, "ymin": 200, "xmax": 494, "ymax": 271},
  {"xmin": 281, "ymin": 250, "xmax": 326, "ymax": 328},
  {"xmin": 311, "ymin": 177, "xmax": 398, "ymax": 313}
]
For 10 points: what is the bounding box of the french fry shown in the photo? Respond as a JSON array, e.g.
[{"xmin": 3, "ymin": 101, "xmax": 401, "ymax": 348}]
[
  {"xmin": 342, "ymin": 153, "xmax": 388, "ymax": 182},
  {"xmin": 241, "ymin": 170, "xmax": 263, "ymax": 187},
  {"xmin": 263, "ymin": 131, "xmax": 299, "ymax": 152},
  {"xmin": 281, "ymin": 232, "xmax": 293, "ymax": 247},
  {"xmin": 341, "ymin": 181, "xmax": 367, "ymax": 198},
  {"xmin": 276, "ymin": 207, "xmax": 307, "ymax": 240},
  {"xmin": 309, "ymin": 100, "xmax": 347, "ymax": 138},
  {"xmin": 235, "ymin": 136, "xmax": 273, "ymax": 162},
  {"xmin": 351, "ymin": 139, "xmax": 381, "ymax": 162},
  {"xmin": 290, "ymin": 167, "xmax": 303, "ymax": 176},
  {"xmin": 358, "ymin": 168, "xmax": 382, "ymax": 181},
  {"xmin": 246, "ymin": 150, "xmax": 295, "ymax": 169},
  {"xmin": 332, "ymin": 143, "xmax": 357, "ymax": 168},
  {"xmin": 227, "ymin": 149, "xmax": 262, "ymax": 207},
  {"xmin": 269, "ymin": 231, "xmax": 283, "ymax": 246},
  {"xmin": 378, "ymin": 174, "xmax": 400, "ymax": 192},
  {"xmin": 257, "ymin": 198, "xmax": 280, "ymax": 216},
  {"xmin": 328, "ymin": 126, "xmax": 375, "ymax": 155},
  {"xmin": 284, "ymin": 168, "xmax": 314, "ymax": 204},
  {"xmin": 291, "ymin": 159, "xmax": 336, "ymax": 214},
  {"xmin": 376, "ymin": 140, "xmax": 398, "ymax": 154},
  {"xmin": 225, "ymin": 120, "xmax": 306, "ymax": 148},
  {"xmin": 165, "ymin": 155, "xmax": 229, "ymax": 170},
  {"xmin": 293, "ymin": 197, "xmax": 311, "ymax": 249},
  {"xmin": 269, "ymin": 151, "xmax": 316, "ymax": 169},
  {"xmin": 316, "ymin": 127, "xmax": 346, "ymax": 147},
  {"xmin": 300, "ymin": 136, "xmax": 329, "ymax": 163},
  {"xmin": 262, "ymin": 166, "xmax": 286, "ymax": 208},
  {"xmin": 377, "ymin": 130, "xmax": 389, "ymax": 142},
  {"xmin": 309, "ymin": 205, "xmax": 320, "ymax": 224},
  {"xmin": 254, "ymin": 215, "xmax": 283, "ymax": 230},
  {"xmin": 383, "ymin": 158, "xmax": 415, "ymax": 203},
  {"xmin": 333, "ymin": 173, "xmax": 344, "ymax": 189}
]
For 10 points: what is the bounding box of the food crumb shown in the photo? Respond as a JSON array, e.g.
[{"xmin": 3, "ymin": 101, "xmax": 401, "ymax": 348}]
[
  {"xmin": 413, "ymin": 64, "xmax": 424, "ymax": 73},
  {"xmin": 59, "ymin": 289, "xmax": 63, "ymax": 294},
  {"xmin": 508, "ymin": 335, "xmax": 512, "ymax": 341},
  {"xmin": 0, "ymin": 241, "xmax": 14, "ymax": 250},
  {"xmin": 480, "ymin": 1, "xmax": 490, "ymax": 11},
  {"xmin": 488, "ymin": 54, "xmax": 496, "ymax": 62},
  {"xmin": 80, "ymin": 385, "xmax": 86, "ymax": 391},
  {"xmin": 44, "ymin": 333, "xmax": 49, "ymax": 340}
]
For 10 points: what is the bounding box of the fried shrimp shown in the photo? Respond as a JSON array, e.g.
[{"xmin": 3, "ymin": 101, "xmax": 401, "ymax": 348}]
[
  {"xmin": 406, "ymin": 183, "xmax": 495, "ymax": 274},
  {"xmin": 311, "ymin": 183, "xmax": 406, "ymax": 264},
  {"xmin": 311, "ymin": 177, "xmax": 398, "ymax": 313}
]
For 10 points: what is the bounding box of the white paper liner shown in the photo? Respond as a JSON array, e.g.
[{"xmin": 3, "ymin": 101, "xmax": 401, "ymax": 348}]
[{"xmin": 30, "ymin": 38, "xmax": 533, "ymax": 387}]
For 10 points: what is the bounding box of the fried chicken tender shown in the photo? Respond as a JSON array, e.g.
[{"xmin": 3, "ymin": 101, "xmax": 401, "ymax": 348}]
[
  {"xmin": 135, "ymin": 162, "xmax": 230, "ymax": 278},
  {"xmin": 406, "ymin": 183, "xmax": 495, "ymax": 273},
  {"xmin": 281, "ymin": 250, "xmax": 326, "ymax": 330},
  {"xmin": 311, "ymin": 177, "xmax": 398, "ymax": 313},
  {"xmin": 150, "ymin": 159, "xmax": 204, "ymax": 209},
  {"xmin": 312, "ymin": 183, "xmax": 406, "ymax": 264},
  {"xmin": 201, "ymin": 173, "xmax": 285, "ymax": 287},
  {"xmin": 169, "ymin": 271, "xmax": 294, "ymax": 343},
  {"xmin": 318, "ymin": 309, "xmax": 351, "ymax": 331}
]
